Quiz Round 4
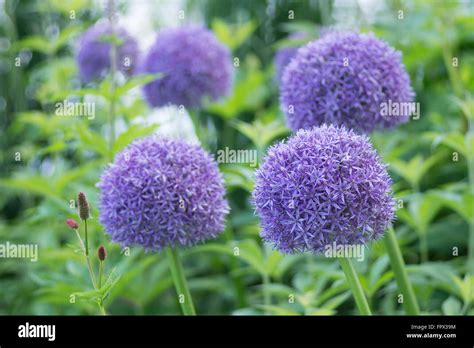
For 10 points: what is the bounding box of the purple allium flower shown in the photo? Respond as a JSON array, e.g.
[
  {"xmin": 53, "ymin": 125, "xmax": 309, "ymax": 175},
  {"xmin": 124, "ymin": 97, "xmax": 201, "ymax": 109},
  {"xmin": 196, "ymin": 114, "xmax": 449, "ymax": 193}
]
[
  {"xmin": 253, "ymin": 124, "xmax": 394, "ymax": 254},
  {"xmin": 140, "ymin": 26, "xmax": 233, "ymax": 109},
  {"xmin": 280, "ymin": 31, "xmax": 415, "ymax": 133},
  {"xmin": 97, "ymin": 136, "xmax": 229, "ymax": 251},
  {"xmin": 76, "ymin": 22, "xmax": 139, "ymax": 83},
  {"xmin": 274, "ymin": 33, "xmax": 307, "ymax": 83}
]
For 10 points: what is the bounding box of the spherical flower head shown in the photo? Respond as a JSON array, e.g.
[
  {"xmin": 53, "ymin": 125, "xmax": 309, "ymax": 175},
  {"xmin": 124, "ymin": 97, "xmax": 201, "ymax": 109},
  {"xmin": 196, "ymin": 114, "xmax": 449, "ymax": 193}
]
[
  {"xmin": 97, "ymin": 136, "xmax": 229, "ymax": 252},
  {"xmin": 76, "ymin": 22, "xmax": 139, "ymax": 83},
  {"xmin": 280, "ymin": 31, "xmax": 415, "ymax": 133},
  {"xmin": 140, "ymin": 26, "xmax": 233, "ymax": 109},
  {"xmin": 253, "ymin": 124, "xmax": 394, "ymax": 254},
  {"xmin": 274, "ymin": 32, "xmax": 307, "ymax": 83}
]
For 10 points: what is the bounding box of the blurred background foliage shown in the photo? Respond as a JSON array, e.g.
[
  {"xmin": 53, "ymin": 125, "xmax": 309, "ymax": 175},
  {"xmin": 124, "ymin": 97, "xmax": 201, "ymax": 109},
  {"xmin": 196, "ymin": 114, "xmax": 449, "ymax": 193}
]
[{"xmin": 0, "ymin": 0, "xmax": 473, "ymax": 315}]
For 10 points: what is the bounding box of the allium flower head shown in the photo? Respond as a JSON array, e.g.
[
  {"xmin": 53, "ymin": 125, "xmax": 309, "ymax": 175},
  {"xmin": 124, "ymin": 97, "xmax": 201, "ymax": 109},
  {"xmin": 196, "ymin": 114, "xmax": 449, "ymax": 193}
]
[
  {"xmin": 274, "ymin": 32, "xmax": 307, "ymax": 83},
  {"xmin": 280, "ymin": 31, "xmax": 414, "ymax": 133},
  {"xmin": 76, "ymin": 22, "xmax": 138, "ymax": 83},
  {"xmin": 253, "ymin": 124, "xmax": 394, "ymax": 254},
  {"xmin": 97, "ymin": 136, "xmax": 229, "ymax": 251},
  {"xmin": 140, "ymin": 26, "xmax": 233, "ymax": 108}
]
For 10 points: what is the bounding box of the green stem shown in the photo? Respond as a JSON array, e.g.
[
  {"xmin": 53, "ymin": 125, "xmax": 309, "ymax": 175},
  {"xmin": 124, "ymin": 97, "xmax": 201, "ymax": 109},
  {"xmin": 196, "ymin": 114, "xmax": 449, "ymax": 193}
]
[
  {"xmin": 262, "ymin": 272, "xmax": 271, "ymax": 314},
  {"xmin": 468, "ymin": 120, "xmax": 474, "ymax": 275},
  {"xmin": 420, "ymin": 232, "xmax": 428, "ymax": 263},
  {"xmin": 98, "ymin": 302, "xmax": 107, "ymax": 315},
  {"xmin": 74, "ymin": 229, "xmax": 97, "ymax": 290},
  {"xmin": 108, "ymin": 0, "xmax": 117, "ymax": 155},
  {"xmin": 384, "ymin": 227, "xmax": 420, "ymax": 315},
  {"xmin": 166, "ymin": 248, "xmax": 196, "ymax": 315},
  {"xmin": 98, "ymin": 260, "xmax": 104, "ymax": 289},
  {"xmin": 338, "ymin": 258, "xmax": 372, "ymax": 315},
  {"xmin": 84, "ymin": 219, "xmax": 89, "ymax": 256}
]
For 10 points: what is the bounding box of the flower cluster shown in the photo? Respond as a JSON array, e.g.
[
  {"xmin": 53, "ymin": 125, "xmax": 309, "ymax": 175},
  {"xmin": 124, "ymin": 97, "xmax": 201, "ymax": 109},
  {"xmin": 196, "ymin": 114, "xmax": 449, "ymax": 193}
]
[
  {"xmin": 97, "ymin": 136, "xmax": 229, "ymax": 251},
  {"xmin": 280, "ymin": 31, "xmax": 414, "ymax": 133},
  {"xmin": 253, "ymin": 124, "xmax": 394, "ymax": 254},
  {"xmin": 140, "ymin": 26, "xmax": 233, "ymax": 109},
  {"xmin": 76, "ymin": 22, "xmax": 138, "ymax": 83}
]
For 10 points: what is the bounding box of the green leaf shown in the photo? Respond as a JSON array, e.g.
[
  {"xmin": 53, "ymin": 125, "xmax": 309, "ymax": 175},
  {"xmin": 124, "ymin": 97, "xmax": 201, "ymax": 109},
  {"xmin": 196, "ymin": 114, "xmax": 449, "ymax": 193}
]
[
  {"xmin": 398, "ymin": 192, "xmax": 443, "ymax": 234},
  {"xmin": 75, "ymin": 123, "xmax": 109, "ymax": 158},
  {"xmin": 442, "ymin": 296, "xmax": 462, "ymax": 315},
  {"xmin": 221, "ymin": 165, "xmax": 255, "ymax": 192},
  {"xmin": 212, "ymin": 19, "xmax": 256, "ymax": 50},
  {"xmin": 432, "ymin": 190, "xmax": 474, "ymax": 224},
  {"xmin": 390, "ymin": 153, "xmax": 442, "ymax": 190},
  {"xmin": 425, "ymin": 131, "xmax": 469, "ymax": 158},
  {"xmin": 113, "ymin": 73, "xmax": 162, "ymax": 99},
  {"xmin": 232, "ymin": 118, "xmax": 289, "ymax": 152},
  {"xmin": 255, "ymin": 305, "xmax": 300, "ymax": 315},
  {"xmin": 112, "ymin": 124, "xmax": 159, "ymax": 155}
]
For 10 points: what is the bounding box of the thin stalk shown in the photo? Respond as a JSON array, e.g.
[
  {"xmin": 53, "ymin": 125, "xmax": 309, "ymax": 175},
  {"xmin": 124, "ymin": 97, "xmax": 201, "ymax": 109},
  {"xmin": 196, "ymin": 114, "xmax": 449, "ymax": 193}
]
[
  {"xmin": 338, "ymin": 258, "xmax": 372, "ymax": 315},
  {"xmin": 98, "ymin": 302, "xmax": 107, "ymax": 315},
  {"xmin": 420, "ymin": 232, "xmax": 428, "ymax": 264},
  {"xmin": 468, "ymin": 120, "xmax": 474, "ymax": 274},
  {"xmin": 262, "ymin": 272, "xmax": 271, "ymax": 314},
  {"xmin": 74, "ymin": 229, "xmax": 97, "ymax": 290},
  {"xmin": 384, "ymin": 227, "xmax": 420, "ymax": 315},
  {"xmin": 108, "ymin": 0, "xmax": 117, "ymax": 154},
  {"xmin": 166, "ymin": 247, "xmax": 196, "ymax": 315},
  {"xmin": 98, "ymin": 260, "xmax": 104, "ymax": 289}
]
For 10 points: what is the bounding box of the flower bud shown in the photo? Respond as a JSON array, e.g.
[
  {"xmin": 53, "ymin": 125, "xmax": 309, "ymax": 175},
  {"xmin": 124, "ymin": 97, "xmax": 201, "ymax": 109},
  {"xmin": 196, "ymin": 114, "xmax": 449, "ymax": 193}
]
[
  {"xmin": 65, "ymin": 219, "xmax": 79, "ymax": 230},
  {"xmin": 77, "ymin": 192, "xmax": 90, "ymax": 221},
  {"xmin": 98, "ymin": 245, "xmax": 106, "ymax": 261}
]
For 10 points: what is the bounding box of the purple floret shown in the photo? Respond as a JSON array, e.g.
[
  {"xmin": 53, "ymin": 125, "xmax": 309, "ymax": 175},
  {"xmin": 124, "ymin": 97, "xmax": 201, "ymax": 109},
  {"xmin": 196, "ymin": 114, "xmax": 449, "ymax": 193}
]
[
  {"xmin": 280, "ymin": 31, "xmax": 415, "ymax": 133},
  {"xmin": 97, "ymin": 136, "xmax": 229, "ymax": 252},
  {"xmin": 140, "ymin": 26, "xmax": 233, "ymax": 109},
  {"xmin": 76, "ymin": 22, "xmax": 138, "ymax": 83},
  {"xmin": 274, "ymin": 33, "xmax": 307, "ymax": 83},
  {"xmin": 253, "ymin": 124, "xmax": 394, "ymax": 254}
]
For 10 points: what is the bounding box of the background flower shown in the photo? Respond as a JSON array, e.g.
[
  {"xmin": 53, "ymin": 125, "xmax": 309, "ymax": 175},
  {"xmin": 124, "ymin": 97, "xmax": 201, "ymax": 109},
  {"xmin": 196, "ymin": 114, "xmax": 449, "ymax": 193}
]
[
  {"xmin": 274, "ymin": 32, "xmax": 307, "ymax": 83},
  {"xmin": 132, "ymin": 105, "xmax": 199, "ymax": 144},
  {"xmin": 280, "ymin": 31, "xmax": 415, "ymax": 133},
  {"xmin": 140, "ymin": 26, "xmax": 233, "ymax": 108},
  {"xmin": 253, "ymin": 124, "xmax": 394, "ymax": 254},
  {"xmin": 76, "ymin": 21, "xmax": 139, "ymax": 82},
  {"xmin": 97, "ymin": 137, "xmax": 229, "ymax": 251}
]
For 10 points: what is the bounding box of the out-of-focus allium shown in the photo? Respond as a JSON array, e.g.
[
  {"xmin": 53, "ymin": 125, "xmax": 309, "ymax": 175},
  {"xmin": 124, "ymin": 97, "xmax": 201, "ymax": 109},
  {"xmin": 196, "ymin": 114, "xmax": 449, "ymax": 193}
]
[
  {"xmin": 274, "ymin": 33, "xmax": 307, "ymax": 83},
  {"xmin": 280, "ymin": 31, "xmax": 414, "ymax": 133},
  {"xmin": 97, "ymin": 137, "xmax": 229, "ymax": 251},
  {"xmin": 140, "ymin": 26, "xmax": 233, "ymax": 109},
  {"xmin": 253, "ymin": 124, "xmax": 394, "ymax": 254},
  {"xmin": 133, "ymin": 105, "xmax": 199, "ymax": 144},
  {"xmin": 76, "ymin": 22, "xmax": 138, "ymax": 83}
]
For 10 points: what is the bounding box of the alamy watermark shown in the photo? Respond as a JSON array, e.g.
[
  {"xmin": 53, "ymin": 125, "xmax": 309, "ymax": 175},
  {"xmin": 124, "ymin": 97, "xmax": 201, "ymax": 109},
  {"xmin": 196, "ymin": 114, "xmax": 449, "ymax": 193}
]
[
  {"xmin": 216, "ymin": 147, "xmax": 258, "ymax": 167},
  {"xmin": 0, "ymin": 241, "xmax": 38, "ymax": 262},
  {"xmin": 55, "ymin": 100, "xmax": 95, "ymax": 120},
  {"xmin": 323, "ymin": 242, "xmax": 365, "ymax": 262},
  {"xmin": 380, "ymin": 100, "xmax": 420, "ymax": 120}
]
